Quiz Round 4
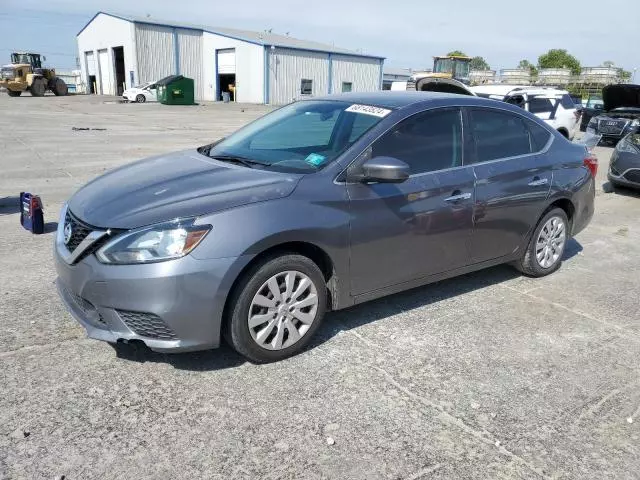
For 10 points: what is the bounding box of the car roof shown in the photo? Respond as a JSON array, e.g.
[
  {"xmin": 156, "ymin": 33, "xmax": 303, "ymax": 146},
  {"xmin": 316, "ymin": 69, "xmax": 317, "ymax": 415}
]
[{"xmin": 312, "ymin": 91, "xmax": 484, "ymax": 109}]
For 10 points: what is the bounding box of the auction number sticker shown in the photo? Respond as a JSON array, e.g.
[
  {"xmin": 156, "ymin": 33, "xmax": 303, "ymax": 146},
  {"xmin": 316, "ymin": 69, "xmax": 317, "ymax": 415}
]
[{"xmin": 345, "ymin": 104, "xmax": 392, "ymax": 118}]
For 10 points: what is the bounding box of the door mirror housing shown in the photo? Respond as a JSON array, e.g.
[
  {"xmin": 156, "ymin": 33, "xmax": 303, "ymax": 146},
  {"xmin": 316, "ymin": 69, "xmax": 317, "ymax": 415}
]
[{"xmin": 359, "ymin": 157, "xmax": 410, "ymax": 183}]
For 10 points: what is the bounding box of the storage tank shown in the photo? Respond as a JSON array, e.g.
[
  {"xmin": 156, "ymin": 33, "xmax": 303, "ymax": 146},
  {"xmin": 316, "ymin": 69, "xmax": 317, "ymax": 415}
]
[
  {"xmin": 538, "ymin": 68, "xmax": 571, "ymax": 85},
  {"xmin": 500, "ymin": 69, "xmax": 531, "ymax": 85},
  {"xmin": 581, "ymin": 67, "xmax": 620, "ymax": 84},
  {"xmin": 469, "ymin": 70, "xmax": 496, "ymax": 85}
]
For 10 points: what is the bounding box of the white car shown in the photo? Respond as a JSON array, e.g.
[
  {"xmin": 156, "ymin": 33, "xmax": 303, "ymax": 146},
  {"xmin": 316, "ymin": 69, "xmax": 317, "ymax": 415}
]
[
  {"xmin": 122, "ymin": 82, "xmax": 157, "ymax": 103},
  {"xmin": 471, "ymin": 85, "xmax": 580, "ymax": 139}
]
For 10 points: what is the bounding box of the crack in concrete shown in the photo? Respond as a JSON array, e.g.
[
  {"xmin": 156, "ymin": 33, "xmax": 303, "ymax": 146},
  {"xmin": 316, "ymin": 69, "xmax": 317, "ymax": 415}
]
[
  {"xmin": 372, "ymin": 365, "xmax": 552, "ymax": 480},
  {"xmin": 0, "ymin": 337, "xmax": 84, "ymax": 358},
  {"xmin": 404, "ymin": 463, "xmax": 443, "ymax": 480}
]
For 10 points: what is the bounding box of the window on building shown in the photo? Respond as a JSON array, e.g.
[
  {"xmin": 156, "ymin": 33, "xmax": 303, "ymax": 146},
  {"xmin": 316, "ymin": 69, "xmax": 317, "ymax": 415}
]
[
  {"xmin": 468, "ymin": 109, "xmax": 534, "ymax": 162},
  {"xmin": 300, "ymin": 79, "xmax": 313, "ymax": 95},
  {"xmin": 370, "ymin": 108, "xmax": 463, "ymax": 175},
  {"xmin": 342, "ymin": 82, "xmax": 353, "ymax": 93}
]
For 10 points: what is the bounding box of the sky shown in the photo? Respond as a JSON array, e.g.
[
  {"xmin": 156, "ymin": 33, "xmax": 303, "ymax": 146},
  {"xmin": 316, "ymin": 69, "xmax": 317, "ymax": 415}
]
[{"xmin": 1, "ymin": 0, "xmax": 638, "ymax": 76}]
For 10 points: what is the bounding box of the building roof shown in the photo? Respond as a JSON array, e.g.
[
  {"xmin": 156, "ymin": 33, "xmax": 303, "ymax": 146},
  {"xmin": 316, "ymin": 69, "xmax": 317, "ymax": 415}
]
[{"xmin": 78, "ymin": 11, "xmax": 385, "ymax": 60}]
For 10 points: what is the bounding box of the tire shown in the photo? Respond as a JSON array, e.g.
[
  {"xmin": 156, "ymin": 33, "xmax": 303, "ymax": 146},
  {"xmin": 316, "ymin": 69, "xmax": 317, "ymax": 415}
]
[
  {"xmin": 226, "ymin": 254, "xmax": 327, "ymax": 363},
  {"xmin": 7, "ymin": 90, "xmax": 21, "ymax": 97},
  {"xmin": 30, "ymin": 78, "xmax": 46, "ymax": 97},
  {"xmin": 136, "ymin": 94, "xmax": 146, "ymax": 103},
  {"xmin": 52, "ymin": 78, "xmax": 68, "ymax": 96},
  {"xmin": 514, "ymin": 208, "xmax": 569, "ymax": 277}
]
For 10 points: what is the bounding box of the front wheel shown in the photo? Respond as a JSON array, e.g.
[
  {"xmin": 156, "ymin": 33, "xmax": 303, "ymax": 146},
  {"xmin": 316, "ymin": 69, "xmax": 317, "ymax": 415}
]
[
  {"xmin": 514, "ymin": 208, "xmax": 569, "ymax": 277},
  {"xmin": 136, "ymin": 94, "xmax": 146, "ymax": 103},
  {"xmin": 226, "ymin": 254, "xmax": 327, "ymax": 363},
  {"xmin": 30, "ymin": 77, "xmax": 46, "ymax": 97}
]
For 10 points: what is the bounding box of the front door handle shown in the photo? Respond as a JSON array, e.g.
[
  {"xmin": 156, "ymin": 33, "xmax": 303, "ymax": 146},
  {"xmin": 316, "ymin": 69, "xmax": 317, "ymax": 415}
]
[
  {"xmin": 444, "ymin": 192, "xmax": 472, "ymax": 202},
  {"xmin": 528, "ymin": 177, "xmax": 549, "ymax": 187}
]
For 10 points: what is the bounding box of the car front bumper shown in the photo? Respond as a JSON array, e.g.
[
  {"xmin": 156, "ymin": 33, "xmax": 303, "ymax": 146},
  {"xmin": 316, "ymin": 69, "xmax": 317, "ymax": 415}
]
[
  {"xmin": 53, "ymin": 218, "xmax": 250, "ymax": 352},
  {"xmin": 608, "ymin": 168, "xmax": 640, "ymax": 189}
]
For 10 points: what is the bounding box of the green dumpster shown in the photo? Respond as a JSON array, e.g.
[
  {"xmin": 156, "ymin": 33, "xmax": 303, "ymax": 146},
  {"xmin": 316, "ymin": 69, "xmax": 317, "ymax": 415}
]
[{"xmin": 156, "ymin": 75, "xmax": 195, "ymax": 105}]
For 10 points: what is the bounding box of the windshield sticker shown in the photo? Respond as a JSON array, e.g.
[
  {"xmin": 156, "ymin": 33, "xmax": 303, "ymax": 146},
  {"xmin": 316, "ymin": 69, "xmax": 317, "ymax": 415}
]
[
  {"xmin": 305, "ymin": 153, "xmax": 326, "ymax": 167},
  {"xmin": 345, "ymin": 104, "xmax": 392, "ymax": 118}
]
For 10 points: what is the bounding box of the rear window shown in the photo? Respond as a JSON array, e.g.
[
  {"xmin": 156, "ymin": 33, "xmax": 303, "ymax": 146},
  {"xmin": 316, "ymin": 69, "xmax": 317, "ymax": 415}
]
[
  {"xmin": 561, "ymin": 94, "xmax": 576, "ymax": 109},
  {"xmin": 528, "ymin": 97, "xmax": 554, "ymax": 114}
]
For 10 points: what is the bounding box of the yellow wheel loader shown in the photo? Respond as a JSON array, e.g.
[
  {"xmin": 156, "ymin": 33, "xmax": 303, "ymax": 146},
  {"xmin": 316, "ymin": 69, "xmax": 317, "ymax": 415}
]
[
  {"xmin": 0, "ymin": 52, "xmax": 68, "ymax": 97},
  {"xmin": 407, "ymin": 55, "xmax": 474, "ymax": 95}
]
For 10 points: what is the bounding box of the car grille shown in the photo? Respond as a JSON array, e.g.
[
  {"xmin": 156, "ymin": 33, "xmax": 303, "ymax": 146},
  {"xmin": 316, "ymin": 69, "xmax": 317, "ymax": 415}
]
[
  {"xmin": 65, "ymin": 210, "xmax": 92, "ymax": 252},
  {"xmin": 62, "ymin": 286, "xmax": 106, "ymax": 325},
  {"xmin": 623, "ymin": 169, "xmax": 640, "ymax": 184},
  {"xmin": 117, "ymin": 310, "xmax": 177, "ymax": 340},
  {"xmin": 598, "ymin": 120, "xmax": 626, "ymax": 135}
]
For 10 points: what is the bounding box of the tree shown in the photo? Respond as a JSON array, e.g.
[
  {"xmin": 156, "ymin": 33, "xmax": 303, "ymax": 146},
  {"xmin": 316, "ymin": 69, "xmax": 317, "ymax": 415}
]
[
  {"xmin": 518, "ymin": 59, "xmax": 538, "ymax": 78},
  {"xmin": 446, "ymin": 50, "xmax": 467, "ymax": 57},
  {"xmin": 537, "ymin": 49, "xmax": 581, "ymax": 76},
  {"xmin": 603, "ymin": 60, "xmax": 615, "ymax": 68},
  {"xmin": 470, "ymin": 56, "xmax": 490, "ymax": 71},
  {"xmin": 620, "ymin": 69, "xmax": 632, "ymax": 81}
]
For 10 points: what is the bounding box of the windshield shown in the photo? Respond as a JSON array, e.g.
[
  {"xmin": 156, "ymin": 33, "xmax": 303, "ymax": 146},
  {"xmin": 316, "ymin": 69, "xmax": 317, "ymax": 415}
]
[
  {"xmin": 434, "ymin": 59, "xmax": 452, "ymax": 74},
  {"xmin": 205, "ymin": 100, "xmax": 388, "ymax": 173}
]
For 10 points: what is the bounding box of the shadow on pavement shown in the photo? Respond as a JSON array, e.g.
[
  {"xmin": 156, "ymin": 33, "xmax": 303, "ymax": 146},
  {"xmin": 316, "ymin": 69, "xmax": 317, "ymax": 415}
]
[
  {"xmin": 110, "ymin": 239, "xmax": 584, "ymax": 371},
  {"xmin": 603, "ymin": 181, "xmax": 640, "ymax": 198},
  {"xmin": 110, "ymin": 341, "xmax": 246, "ymax": 371},
  {"xmin": 0, "ymin": 196, "xmax": 20, "ymax": 216},
  {"xmin": 43, "ymin": 222, "xmax": 58, "ymax": 234}
]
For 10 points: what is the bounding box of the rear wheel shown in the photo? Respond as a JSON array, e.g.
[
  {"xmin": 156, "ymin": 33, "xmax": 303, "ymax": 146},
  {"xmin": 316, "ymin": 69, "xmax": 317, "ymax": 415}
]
[
  {"xmin": 7, "ymin": 90, "xmax": 21, "ymax": 97},
  {"xmin": 136, "ymin": 94, "xmax": 146, "ymax": 103},
  {"xmin": 514, "ymin": 208, "xmax": 569, "ymax": 277},
  {"xmin": 52, "ymin": 78, "xmax": 68, "ymax": 96},
  {"xmin": 30, "ymin": 78, "xmax": 46, "ymax": 97},
  {"xmin": 226, "ymin": 254, "xmax": 327, "ymax": 363}
]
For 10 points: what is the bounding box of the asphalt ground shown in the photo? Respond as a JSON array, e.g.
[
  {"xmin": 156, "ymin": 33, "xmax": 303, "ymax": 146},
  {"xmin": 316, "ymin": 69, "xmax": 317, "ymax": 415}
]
[{"xmin": 0, "ymin": 94, "xmax": 639, "ymax": 479}]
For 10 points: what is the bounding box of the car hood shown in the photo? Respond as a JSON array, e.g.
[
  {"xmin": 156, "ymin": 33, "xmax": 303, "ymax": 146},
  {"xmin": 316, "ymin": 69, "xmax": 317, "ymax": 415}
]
[
  {"xmin": 603, "ymin": 84, "xmax": 640, "ymax": 111},
  {"xmin": 68, "ymin": 149, "xmax": 301, "ymax": 229}
]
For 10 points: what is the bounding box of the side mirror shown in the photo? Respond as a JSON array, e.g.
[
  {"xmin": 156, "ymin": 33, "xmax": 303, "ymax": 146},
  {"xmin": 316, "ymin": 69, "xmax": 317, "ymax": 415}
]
[{"xmin": 359, "ymin": 156, "xmax": 410, "ymax": 183}]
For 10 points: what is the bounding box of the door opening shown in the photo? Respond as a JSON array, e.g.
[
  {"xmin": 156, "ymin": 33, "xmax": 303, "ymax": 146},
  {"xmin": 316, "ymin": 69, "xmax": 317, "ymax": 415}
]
[
  {"xmin": 88, "ymin": 75, "xmax": 97, "ymax": 94},
  {"xmin": 218, "ymin": 73, "xmax": 236, "ymax": 101},
  {"xmin": 113, "ymin": 46, "xmax": 125, "ymax": 95}
]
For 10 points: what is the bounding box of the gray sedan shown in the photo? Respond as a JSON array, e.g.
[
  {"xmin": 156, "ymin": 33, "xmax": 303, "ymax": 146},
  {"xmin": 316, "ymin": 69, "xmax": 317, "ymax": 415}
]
[{"xmin": 55, "ymin": 92, "xmax": 595, "ymax": 363}]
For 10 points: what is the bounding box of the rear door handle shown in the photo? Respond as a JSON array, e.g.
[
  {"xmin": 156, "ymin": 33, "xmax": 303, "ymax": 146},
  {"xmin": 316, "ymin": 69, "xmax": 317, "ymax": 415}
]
[
  {"xmin": 528, "ymin": 178, "xmax": 549, "ymax": 187},
  {"xmin": 444, "ymin": 192, "xmax": 472, "ymax": 202}
]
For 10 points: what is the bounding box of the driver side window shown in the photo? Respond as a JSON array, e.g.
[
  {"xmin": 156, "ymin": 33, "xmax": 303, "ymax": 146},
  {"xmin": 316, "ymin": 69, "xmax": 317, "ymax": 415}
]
[{"xmin": 369, "ymin": 108, "xmax": 463, "ymax": 175}]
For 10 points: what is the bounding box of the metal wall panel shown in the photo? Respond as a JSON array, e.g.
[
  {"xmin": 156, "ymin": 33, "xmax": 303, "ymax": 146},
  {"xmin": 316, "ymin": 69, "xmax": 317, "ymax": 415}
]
[
  {"xmin": 330, "ymin": 55, "xmax": 381, "ymax": 93},
  {"xmin": 135, "ymin": 23, "xmax": 175, "ymax": 84},
  {"xmin": 177, "ymin": 28, "xmax": 203, "ymax": 100},
  {"xmin": 268, "ymin": 48, "xmax": 329, "ymax": 105}
]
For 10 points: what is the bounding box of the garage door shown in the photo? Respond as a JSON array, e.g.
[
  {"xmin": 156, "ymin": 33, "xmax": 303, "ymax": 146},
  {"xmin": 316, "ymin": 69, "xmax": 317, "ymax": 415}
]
[
  {"xmin": 97, "ymin": 49, "xmax": 112, "ymax": 95},
  {"xmin": 85, "ymin": 51, "xmax": 96, "ymax": 76},
  {"xmin": 217, "ymin": 49, "xmax": 236, "ymax": 74}
]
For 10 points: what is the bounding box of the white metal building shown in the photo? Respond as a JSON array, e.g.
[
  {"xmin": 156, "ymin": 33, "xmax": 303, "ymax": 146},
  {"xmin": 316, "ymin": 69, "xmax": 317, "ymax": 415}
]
[{"xmin": 77, "ymin": 12, "xmax": 385, "ymax": 104}]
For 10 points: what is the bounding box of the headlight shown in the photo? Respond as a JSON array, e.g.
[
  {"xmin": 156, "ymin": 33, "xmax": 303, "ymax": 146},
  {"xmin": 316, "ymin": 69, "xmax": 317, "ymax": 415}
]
[
  {"xmin": 586, "ymin": 127, "xmax": 596, "ymax": 134},
  {"xmin": 617, "ymin": 140, "xmax": 640, "ymax": 154},
  {"xmin": 96, "ymin": 219, "xmax": 211, "ymax": 264},
  {"xmin": 630, "ymin": 119, "xmax": 640, "ymax": 128}
]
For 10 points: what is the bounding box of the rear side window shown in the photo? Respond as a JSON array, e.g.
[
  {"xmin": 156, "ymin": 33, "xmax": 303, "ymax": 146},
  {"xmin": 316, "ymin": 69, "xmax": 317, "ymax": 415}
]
[
  {"xmin": 528, "ymin": 97, "xmax": 554, "ymax": 114},
  {"xmin": 527, "ymin": 121, "xmax": 552, "ymax": 151},
  {"xmin": 561, "ymin": 94, "xmax": 575, "ymax": 109},
  {"xmin": 371, "ymin": 108, "xmax": 463, "ymax": 174},
  {"xmin": 468, "ymin": 109, "xmax": 532, "ymax": 162}
]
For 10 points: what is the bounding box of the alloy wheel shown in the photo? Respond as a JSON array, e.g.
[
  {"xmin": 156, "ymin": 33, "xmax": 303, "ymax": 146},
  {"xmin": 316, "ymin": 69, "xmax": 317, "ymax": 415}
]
[
  {"xmin": 248, "ymin": 271, "xmax": 318, "ymax": 351},
  {"xmin": 535, "ymin": 216, "xmax": 566, "ymax": 269}
]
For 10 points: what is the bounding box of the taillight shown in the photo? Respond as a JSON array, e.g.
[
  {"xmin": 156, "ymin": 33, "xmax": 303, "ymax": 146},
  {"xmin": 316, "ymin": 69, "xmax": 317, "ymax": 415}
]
[{"xmin": 584, "ymin": 153, "xmax": 598, "ymax": 177}]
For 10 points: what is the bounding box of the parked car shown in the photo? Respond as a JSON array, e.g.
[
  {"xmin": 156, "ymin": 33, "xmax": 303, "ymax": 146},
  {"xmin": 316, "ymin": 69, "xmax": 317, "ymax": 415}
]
[
  {"xmin": 608, "ymin": 132, "xmax": 640, "ymax": 189},
  {"xmin": 579, "ymin": 95, "xmax": 604, "ymax": 131},
  {"xmin": 586, "ymin": 84, "xmax": 640, "ymax": 144},
  {"xmin": 54, "ymin": 92, "xmax": 596, "ymax": 363},
  {"xmin": 471, "ymin": 85, "xmax": 580, "ymax": 139},
  {"xmin": 122, "ymin": 81, "xmax": 157, "ymax": 103}
]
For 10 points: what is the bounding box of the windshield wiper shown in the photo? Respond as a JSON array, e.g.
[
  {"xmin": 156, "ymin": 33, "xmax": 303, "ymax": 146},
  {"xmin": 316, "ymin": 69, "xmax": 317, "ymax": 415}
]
[{"xmin": 210, "ymin": 155, "xmax": 268, "ymax": 169}]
